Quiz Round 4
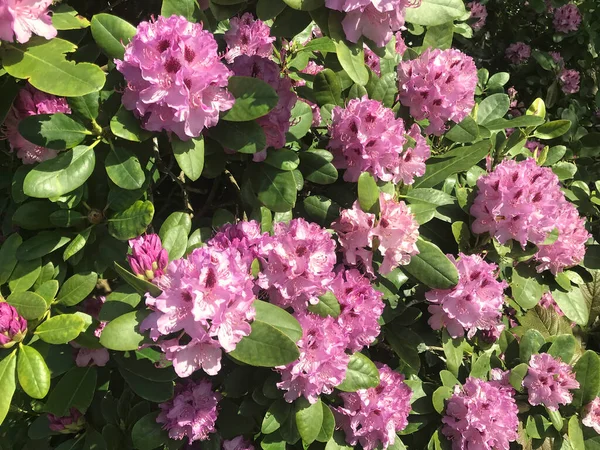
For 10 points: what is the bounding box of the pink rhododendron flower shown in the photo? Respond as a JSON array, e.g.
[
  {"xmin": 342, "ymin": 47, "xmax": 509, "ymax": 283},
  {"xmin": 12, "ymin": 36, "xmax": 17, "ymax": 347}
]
[
  {"xmin": 223, "ymin": 436, "xmax": 255, "ymax": 450},
  {"xmin": 395, "ymin": 31, "xmax": 407, "ymax": 56},
  {"xmin": 209, "ymin": 220, "xmax": 266, "ymax": 267},
  {"xmin": 224, "ymin": 13, "xmax": 275, "ymax": 63},
  {"xmin": 300, "ymin": 60, "xmax": 324, "ymax": 76},
  {"xmin": 329, "ymin": 97, "xmax": 430, "ymax": 183},
  {"xmin": 128, "ymin": 234, "xmax": 169, "ymax": 281},
  {"xmin": 4, "ymin": 84, "xmax": 71, "ymax": 164},
  {"xmin": 583, "ymin": 397, "xmax": 600, "ymax": 434},
  {"xmin": 525, "ymin": 139, "xmax": 544, "ymax": 153},
  {"xmin": 71, "ymin": 343, "xmax": 110, "ymax": 368},
  {"xmin": 48, "ymin": 408, "xmax": 85, "ymax": 434},
  {"xmin": 276, "ymin": 313, "xmax": 349, "ymax": 403},
  {"xmin": 398, "ymin": 48, "xmax": 477, "ymax": 135},
  {"xmin": 335, "ymin": 364, "xmax": 412, "ymax": 450},
  {"xmin": 325, "ymin": 0, "xmax": 418, "ymax": 47},
  {"xmin": 332, "ymin": 200, "xmax": 376, "ymax": 272},
  {"xmin": 0, "ymin": 301, "xmax": 27, "ymax": 348},
  {"xmin": 142, "ymin": 244, "xmax": 255, "ymax": 377},
  {"xmin": 157, "ymin": 379, "xmax": 220, "ymax": 443},
  {"xmin": 467, "ymin": 2, "xmax": 487, "ymax": 30},
  {"xmin": 0, "ymin": 0, "xmax": 56, "ymax": 43},
  {"xmin": 442, "ymin": 377, "xmax": 518, "ymax": 450},
  {"xmin": 116, "ymin": 15, "xmax": 234, "ymax": 141},
  {"xmin": 257, "ymin": 218, "xmax": 336, "ymax": 312},
  {"xmin": 331, "ymin": 268, "xmax": 384, "ymax": 352},
  {"xmin": 558, "ymin": 68, "xmax": 580, "ymax": 94},
  {"xmin": 553, "ymin": 4, "xmax": 581, "ymax": 33},
  {"xmin": 426, "ymin": 253, "xmax": 508, "ymax": 339},
  {"xmin": 524, "ymin": 353, "xmax": 579, "ymax": 410},
  {"xmin": 230, "ymin": 55, "xmax": 297, "ymax": 161},
  {"xmin": 538, "ymin": 291, "xmax": 564, "ymax": 316},
  {"xmin": 364, "ymin": 46, "xmax": 381, "ymax": 75},
  {"xmin": 505, "ymin": 42, "xmax": 531, "ymax": 64}
]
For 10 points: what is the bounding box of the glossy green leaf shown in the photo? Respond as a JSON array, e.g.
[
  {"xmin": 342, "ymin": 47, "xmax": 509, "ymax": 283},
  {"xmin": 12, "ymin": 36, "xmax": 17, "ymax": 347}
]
[
  {"xmin": 105, "ymin": 146, "xmax": 145, "ymax": 190},
  {"xmin": 108, "ymin": 200, "xmax": 154, "ymax": 241},
  {"xmin": 568, "ymin": 416, "xmax": 584, "ymax": 450},
  {"xmin": 262, "ymin": 399, "xmax": 291, "ymax": 434},
  {"xmin": 265, "ymin": 149, "xmax": 300, "ymax": 171},
  {"xmin": 547, "ymin": 334, "xmax": 577, "ymax": 364},
  {"xmin": 161, "ymin": 0, "xmax": 198, "ymax": 19},
  {"xmin": 210, "ymin": 120, "xmax": 266, "ymax": 154},
  {"xmin": 34, "ymin": 314, "xmax": 86, "ymax": 344},
  {"xmin": 223, "ymin": 76, "xmax": 279, "ymax": 122},
  {"xmin": 308, "ymin": 291, "xmax": 341, "ymax": 318},
  {"xmin": 17, "ymin": 344, "xmax": 50, "ymax": 399},
  {"xmin": 552, "ymin": 287, "xmax": 589, "ymax": 325},
  {"xmin": 336, "ymin": 352, "xmax": 380, "ymax": 392},
  {"xmin": 405, "ymin": 0, "xmax": 466, "ymax": 26},
  {"xmin": 13, "ymin": 201, "xmax": 58, "ymax": 229},
  {"xmin": 314, "ymin": 69, "xmax": 342, "ymax": 106},
  {"xmin": 442, "ymin": 330, "xmax": 463, "ymax": 377},
  {"xmin": 100, "ymin": 310, "xmax": 151, "ymax": 351},
  {"xmin": 110, "ymin": 106, "xmax": 152, "ymax": 142},
  {"xmin": 57, "ymin": 272, "xmax": 98, "ymax": 306},
  {"xmin": 295, "ymin": 398, "xmax": 323, "ymax": 445},
  {"xmin": 386, "ymin": 326, "xmax": 421, "ymax": 373},
  {"xmin": 160, "ymin": 225, "xmax": 188, "ymax": 261},
  {"xmin": 257, "ymin": 0, "xmax": 287, "ymax": 19},
  {"xmin": 63, "ymin": 227, "xmax": 92, "ymax": 261},
  {"xmin": 357, "ymin": 172, "xmax": 380, "ymax": 214},
  {"xmin": 283, "ymin": 0, "xmax": 324, "ymax": 10},
  {"xmin": 114, "ymin": 262, "xmax": 163, "ymax": 297},
  {"xmin": 49, "ymin": 210, "xmax": 86, "ymax": 228},
  {"xmin": 511, "ymin": 265, "xmax": 544, "ymax": 310},
  {"xmin": 36, "ymin": 280, "xmax": 59, "ymax": 306},
  {"xmin": 52, "ymin": 4, "xmax": 91, "ymax": 30},
  {"xmin": 299, "ymin": 150, "xmax": 338, "ymax": 185},
  {"xmin": 0, "ymin": 234, "xmax": 22, "ymax": 284},
  {"xmin": 251, "ymin": 164, "xmax": 297, "ymax": 212},
  {"xmin": 316, "ymin": 402, "xmax": 335, "ymax": 443},
  {"xmin": 253, "ymin": 300, "xmax": 302, "ymax": 342},
  {"xmin": 335, "ymin": 40, "xmax": 369, "ymax": 86},
  {"xmin": 44, "ymin": 366, "xmax": 96, "ymax": 416},
  {"xmin": 404, "ymin": 239, "xmax": 459, "ymax": 289},
  {"xmin": 476, "ymin": 94, "xmax": 510, "ymax": 125},
  {"xmin": 68, "ymin": 92, "xmax": 99, "ymax": 121},
  {"xmin": 90, "ymin": 13, "xmax": 136, "ymax": 60},
  {"xmin": 287, "ymin": 101, "xmax": 314, "ymax": 140},
  {"xmin": 8, "ymin": 258, "xmax": 42, "ymax": 293},
  {"xmin": 572, "ymin": 351, "xmax": 600, "ymax": 408},
  {"xmin": 520, "ymin": 329, "xmax": 545, "ymax": 363},
  {"xmin": 533, "ymin": 120, "xmax": 571, "ymax": 139},
  {"xmin": 172, "ymin": 135, "xmax": 204, "ymax": 181},
  {"xmin": 6, "ymin": 291, "xmax": 47, "ymax": 320},
  {"xmin": 0, "ymin": 351, "xmax": 17, "ymax": 426},
  {"xmin": 18, "ymin": 113, "xmax": 91, "ymax": 150},
  {"xmin": 131, "ymin": 412, "xmax": 169, "ymax": 450},
  {"xmin": 16, "ymin": 232, "xmax": 71, "ymax": 261}
]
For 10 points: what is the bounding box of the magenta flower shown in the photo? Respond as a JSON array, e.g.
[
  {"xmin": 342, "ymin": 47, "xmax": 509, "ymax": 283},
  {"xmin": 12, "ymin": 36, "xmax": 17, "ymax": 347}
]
[
  {"xmin": 525, "ymin": 139, "xmax": 544, "ymax": 153},
  {"xmin": 442, "ymin": 377, "xmax": 519, "ymax": 450},
  {"xmin": 116, "ymin": 15, "xmax": 234, "ymax": 140},
  {"xmin": 364, "ymin": 46, "xmax": 381, "ymax": 76},
  {"xmin": 230, "ymin": 55, "xmax": 297, "ymax": 162},
  {"xmin": 48, "ymin": 408, "xmax": 86, "ymax": 434},
  {"xmin": 538, "ymin": 291, "xmax": 564, "ymax": 316},
  {"xmin": 553, "ymin": 4, "xmax": 581, "ymax": 33},
  {"xmin": 157, "ymin": 379, "xmax": 220, "ymax": 443},
  {"xmin": 223, "ymin": 436, "xmax": 255, "ymax": 450},
  {"xmin": 335, "ymin": 364, "xmax": 412, "ymax": 450},
  {"xmin": 300, "ymin": 60, "xmax": 325, "ymax": 76},
  {"xmin": 395, "ymin": 31, "xmax": 407, "ymax": 56},
  {"xmin": 4, "ymin": 84, "xmax": 71, "ymax": 164},
  {"xmin": 276, "ymin": 313, "xmax": 349, "ymax": 403},
  {"xmin": 224, "ymin": 13, "xmax": 275, "ymax": 63},
  {"xmin": 0, "ymin": 302, "xmax": 27, "ymax": 348},
  {"xmin": 583, "ymin": 398, "xmax": 600, "ymax": 434},
  {"xmin": 467, "ymin": 1, "xmax": 487, "ymax": 30},
  {"xmin": 398, "ymin": 48, "xmax": 478, "ymax": 135},
  {"xmin": 257, "ymin": 218, "xmax": 337, "ymax": 312},
  {"xmin": 332, "ymin": 200, "xmax": 376, "ymax": 273},
  {"xmin": 505, "ymin": 42, "xmax": 531, "ymax": 64},
  {"xmin": 209, "ymin": 220, "xmax": 265, "ymax": 267},
  {"xmin": 426, "ymin": 253, "xmax": 508, "ymax": 339},
  {"xmin": 558, "ymin": 68, "xmax": 580, "ymax": 94},
  {"xmin": 331, "ymin": 268, "xmax": 384, "ymax": 352},
  {"xmin": 128, "ymin": 234, "xmax": 169, "ymax": 281},
  {"xmin": 524, "ymin": 353, "xmax": 579, "ymax": 410},
  {"xmin": 0, "ymin": 0, "xmax": 56, "ymax": 43}
]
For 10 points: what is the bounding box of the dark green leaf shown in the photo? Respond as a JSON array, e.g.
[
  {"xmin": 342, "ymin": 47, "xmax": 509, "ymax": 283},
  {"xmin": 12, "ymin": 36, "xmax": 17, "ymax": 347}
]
[
  {"xmin": 295, "ymin": 397, "xmax": 323, "ymax": 445},
  {"xmin": 44, "ymin": 366, "xmax": 96, "ymax": 416},
  {"xmin": 100, "ymin": 310, "xmax": 151, "ymax": 351},
  {"xmin": 107, "ymin": 200, "xmax": 154, "ymax": 241},
  {"xmin": 299, "ymin": 150, "xmax": 338, "ymax": 185},
  {"xmin": 210, "ymin": 120, "xmax": 266, "ymax": 154},
  {"xmin": 18, "ymin": 113, "xmax": 91, "ymax": 150},
  {"xmin": 57, "ymin": 272, "xmax": 98, "ymax": 307},
  {"xmin": 131, "ymin": 412, "xmax": 169, "ymax": 450},
  {"xmin": 520, "ymin": 329, "xmax": 545, "ymax": 363},
  {"xmin": 105, "ymin": 146, "xmax": 145, "ymax": 190},
  {"xmin": 16, "ymin": 231, "xmax": 71, "ymax": 261},
  {"xmin": 8, "ymin": 258, "xmax": 42, "ymax": 293},
  {"xmin": 572, "ymin": 351, "xmax": 600, "ymax": 408},
  {"xmin": 223, "ymin": 76, "xmax": 279, "ymax": 122},
  {"xmin": 251, "ymin": 164, "xmax": 297, "ymax": 212},
  {"xmin": 511, "ymin": 265, "xmax": 544, "ymax": 310},
  {"xmin": 0, "ymin": 351, "xmax": 17, "ymax": 426},
  {"xmin": 0, "ymin": 234, "xmax": 22, "ymax": 284},
  {"xmin": 314, "ymin": 69, "xmax": 342, "ymax": 106},
  {"xmin": 404, "ymin": 239, "xmax": 459, "ymax": 289},
  {"xmin": 533, "ymin": 120, "xmax": 571, "ymax": 139},
  {"xmin": 110, "ymin": 106, "xmax": 152, "ymax": 142},
  {"xmin": 336, "ymin": 352, "xmax": 380, "ymax": 392},
  {"xmin": 114, "ymin": 262, "xmax": 162, "ymax": 297}
]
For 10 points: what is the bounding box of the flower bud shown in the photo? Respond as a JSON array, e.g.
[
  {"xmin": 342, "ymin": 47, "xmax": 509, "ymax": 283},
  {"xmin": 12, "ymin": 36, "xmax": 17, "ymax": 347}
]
[
  {"xmin": 0, "ymin": 302, "xmax": 27, "ymax": 348},
  {"xmin": 127, "ymin": 234, "xmax": 169, "ymax": 281},
  {"xmin": 48, "ymin": 408, "xmax": 85, "ymax": 434}
]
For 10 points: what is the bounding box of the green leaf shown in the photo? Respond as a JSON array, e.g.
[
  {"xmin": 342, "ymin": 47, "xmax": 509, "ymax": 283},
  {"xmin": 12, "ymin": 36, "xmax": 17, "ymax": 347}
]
[
  {"xmin": 519, "ymin": 306, "xmax": 573, "ymax": 339},
  {"xmin": 57, "ymin": 272, "xmax": 98, "ymax": 307},
  {"xmin": 336, "ymin": 352, "xmax": 380, "ymax": 392},
  {"xmin": 105, "ymin": 146, "xmax": 145, "ymax": 190},
  {"xmin": 404, "ymin": 239, "xmax": 459, "ymax": 289},
  {"xmin": 551, "ymin": 161, "xmax": 577, "ymax": 181},
  {"xmin": 442, "ymin": 330, "xmax": 463, "ymax": 377},
  {"xmin": 405, "ymin": 0, "xmax": 467, "ymax": 26},
  {"xmin": 210, "ymin": 120, "xmax": 266, "ymax": 154},
  {"xmin": 161, "ymin": 225, "xmax": 188, "ymax": 261},
  {"xmin": 13, "ymin": 201, "xmax": 58, "ymax": 229},
  {"xmin": 110, "ymin": 106, "xmax": 152, "ymax": 142},
  {"xmin": 295, "ymin": 397, "xmax": 323, "ymax": 445},
  {"xmin": 8, "ymin": 258, "xmax": 42, "ymax": 293},
  {"xmin": 476, "ymin": 94, "xmax": 510, "ymax": 125},
  {"xmin": 265, "ymin": 149, "xmax": 300, "ymax": 171},
  {"xmin": 314, "ymin": 69, "xmax": 342, "ymax": 106},
  {"xmin": 17, "ymin": 344, "xmax": 50, "ymax": 399},
  {"xmin": 251, "ymin": 164, "xmax": 297, "ymax": 212},
  {"xmin": 52, "ymin": 4, "xmax": 91, "ymax": 30},
  {"xmin": 533, "ymin": 120, "xmax": 571, "ymax": 139},
  {"xmin": 253, "ymin": 300, "xmax": 302, "ymax": 342},
  {"xmin": 0, "ymin": 351, "xmax": 17, "ymax": 426},
  {"xmin": 547, "ymin": 334, "xmax": 577, "ymax": 364},
  {"xmin": 44, "ymin": 366, "xmax": 96, "ymax": 416},
  {"xmin": 0, "ymin": 234, "xmax": 22, "ymax": 284},
  {"xmin": 172, "ymin": 135, "xmax": 204, "ymax": 182},
  {"xmin": 35, "ymin": 314, "xmax": 86, "ymax": 344},
  {"xmin": 100, "ymin": 310, "xmax": 151, "ymax": 351},
  {"xmin": 6, "ymin": 291, "xmax": 47, "ymax": 320},
  {"xmin": 114, "ymin": 262, "xmax": 162, "ymax": 297},
  {"xmin": 357, "ymin": 172, "xmax": 380, "ymax": 214},
  {"xmin": 386, "ymin": 326, "xmax": 421, "ymax": 373},
  {"xmin": 509, "ymin": 363, "xmax": 528, "ymax": 391},
  {"xmin": 552, "ymin": 287, "xmax": 589, "ymax": 325},
  {"xmin": 23, "ymin": 145, "xmax": 96, "ymax": 199},
  {"xmin": 287, "ymin": 101, "xmax": 314, "ymax": 140},
  {"xmin": 483, "ymin": 115, "xmax": 545, "ymax": 130},
  {"xmin": 271, "ymin": 7, "xmax": 312, "ymax": 38},
  {"xmin": 335, "ymin": 40, "xmax": 369, "ymax": 86},
  {"xmin": 90, "ymin": 13, "xmax": 136, "ymax": 60},
  {"xmin": 308, "ymin": 291, "xmax": 341, "ymax": 318},
  {"xmin": 36, "ymin": 280, "xmax": 59, "ymax": 306},
  {"xmin": 283, "ymin": 0, "xmax": 324, "ymax": 10},
  {"xmin": 413, "ymin": 141, "xmax": 491, "ymax": 188},
  {"xmin": 63, "ymin": 227, "xmax": 92, "ymax": 261},
  {"xmin": 229, "ymin": 320, "xmax": 300, "ymax": 367},
  {"xmin": 131, "ymin": 412, "xmax": 169, "ymax": 450},
  {"xmin": 262, "ymin": 400, "xmax": 291, "ymax": 434},
  {"xmin": 68, "ymin": 92, "xmax": 99, "ymax": 121},
  {"xmin": 257, "ymin": 0, "xmax": 287, "ymax": 19},
  {"xmin": 299, "ymin": 150, "xmax": 338, "ymax": 185},
  {"xmin": 317, "ymin": 402, "xmax": 335, "ymax": 443},
  {"xmin": 511, "ymin": 265, "xmax": 544, "ymax": 310},
  {"xmin": 432, "ymin": 386, "xmax": 452, "ymax": 414},
  {"xmin": 161, "ymin": 0, "xmax": 198, "ymax": 19},
  {"xmin": 568, "ymin": 416, "xmax": 584, "ymax": 450},
  {"xmin": 584, "ymin": 245, "xmax": 600, "ymax": 269},
  {"xmin": 18, "ymin": 113, "xmax": 91, "ymax": 150},
  {"xmin": 303, "ymin": 195, "xmax": 340, "ymax": 227},
  {"xmin": 572, "ymin": 351, "xmax": 600, "ymax": 408},
  {"xmin": 108, "ymin": 200, "xmax": 154, "ymax": 241},
  {"xmin": 223, "ymin": 76, "xmax": 279, "ymax": 122},
  {"xmin": 325, "ymin": 430, "xmax": 353, "ymax": 450},
  {"xmin": 3, "ymin": 37, "xmax": 106, "ymax": 97},
  {"xmin": 520, "ymin": 329, "xmax": 546, "ymax": 363},
  {"xmin": 365, "ymin": 72, "xmax": 397, "ymax": 108},
  {"xmin": 422, "ymin": 22, "xmax": 454, "ymax": 50},
  {"xmin": 16, "ymin": 232, "xmax": 71, "ymax": 261},
  {"xmin": 50, "ymin": 210, "xmax": 86, "ymax": 228}
]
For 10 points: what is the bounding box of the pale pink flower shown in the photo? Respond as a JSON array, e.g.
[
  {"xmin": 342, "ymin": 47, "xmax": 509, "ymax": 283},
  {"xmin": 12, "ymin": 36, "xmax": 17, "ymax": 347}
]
[
  {"xmin": 524, "ymin": 353, "xmax": 579, "ymax": 410},
  {"xmin": 364, "ymin": 46, "xmax": 381, "ymax": 75},
  {"xmin": 332, "ymin": 200, "xmax": 376, "ymax": 273},
  {"xmin": 0, "ymin": 0, "xmax": 56, "ymax": 43},
  {"xmin": 558, "ymin": 68, "xmax": 580, "ymax": 94},
  {"xmin": 301, "ymin": 60, "xmax": 324, "ymax": 76},
  {"xmin": 71, "ymin": 343, "xmax": 110, "ymax": 368},
  {"xmin": 553, "ymin": 4, "xmax": 581, "ymax": 33},
  {"xmin": 467, "ymin": 1, "xmax": 487, "ymax": 30},
  {"xmin": 224, "ymin": 13, "xmax": 274, "ymax": 63},
  {"xmin": 223, "ymin": 436, "xmax": 255, "ymax": 450},
  {"xmin": 583, "ymin": 398, "xmax": 600, "ymax": 434},
  {"xmin": 505, "ymin": 42, "xmax": 531, "ymax": 64}
]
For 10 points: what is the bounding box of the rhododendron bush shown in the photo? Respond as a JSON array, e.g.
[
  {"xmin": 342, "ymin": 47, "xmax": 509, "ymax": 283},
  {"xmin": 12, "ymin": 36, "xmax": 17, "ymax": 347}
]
[{"xmin": 1, "ymin": 0, "xmax": 600, "ymax": 449}]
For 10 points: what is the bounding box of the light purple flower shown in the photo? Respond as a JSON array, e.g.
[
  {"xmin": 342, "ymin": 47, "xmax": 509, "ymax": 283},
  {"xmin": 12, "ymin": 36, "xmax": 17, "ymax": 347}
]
[
  {"xmin": 224, "ymin": 13, "xmax": 274, "ymax": 63},
  {"xmin": 553, "ymin": 4, "xmax": 581, "ymax": 33},
  {"xmin": 223, "ymin": 436, "xmax": 255, "ymax": 450},
  {"xmin": 0, "ymin": 0, "xmax": 56, "ymax": 43},
  {"xmin": 505, "ymin": 42, "xmax": 531, "ymax": 64},
  {"xmin": 48, "ymin": 408, "xmax": 85, "ymax": 434},
  {"xmin": 558, "ymin": 68, "xmax": 580, "ymax": 94},
  {"xmin": 467, "ymin": 2, "xmax": 487, "ymax": 30},
  {"xmin": 0, "ymin": 301, "xmax": 27, "ymax": 348},
  {"xmin": 538, "ymin": 291, "xmax": 564, "ymax": 316},
  {"xmin": 364, "ymin": 46, "xmax": 381, "ymax": 75},
  {"xmin": 524, "ymin": 353, "xmax": 579, "ymax": 410},
  {"xmin": 128, "ymin": 234, "xmax": 169, "ymax": 281},
  {"xmin": 583, "ymin": 398, "xmax": 600, "ymax": 434}
]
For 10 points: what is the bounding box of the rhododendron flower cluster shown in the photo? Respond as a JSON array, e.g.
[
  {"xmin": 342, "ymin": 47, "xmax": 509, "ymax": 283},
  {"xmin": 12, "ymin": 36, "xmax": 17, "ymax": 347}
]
[
  {"xmin": 426, "ymin": 253, "xmax": 507, "ymax": 339},
  {"xmin": 128, "ymin": 234, "xmax": 169, "ymax": 281},
  {"xmin": 116, "ymin": 15, "xmax": 234, "ymax": 140},
  {"xmin": 157, "ymin": 379, "xmax": 220, "ymax": 443},
  {"xmin": 231, "ymin": 55, "xmax": 297, "ymax": 161},
  {"xmin": 467, "ymin": 2, "xmax": 487, "ymax": 31},
  {"xmin": 329, "ymin": 97, "xmax": 430, "ymax": 184},
  {"xmin": 277, "ymin": 313, "xmax": 349, "ymax": 403},
  {"xmin": 324, "ymin": 0, "xmax": 417, "ymax": 47},
  {"xmin": 47, "ymin": 408, "xmax": 85, "ymax": 434},
  {"xmin": 583, "ymin": 398, "xmax": 600, "ymax": 434},
  {"xmin": 4, "ymin": 84, "xmax": 71, "ymax": 164},
  {"xmin": 333, "ymin": 194, "xmax": 420, "ymax": 274},
  {"xmin": 143, "ymin": 244, "xmax": 255, "ymax": 377},
  {"xmin": 553, "ymin": 4, "xmax": 581, "ymax": 33},
  {"xmin": 397, "ymin": 48, "xmax": 478, "ymax": 135},
  {"xmin": 224, "ymin": 13, "xmax": 274, "ymax": 63},
  {"xmin": 0, "ymin": 0, "xmax": 56, "ymax": 43},
  {"xmin": 257, "ymin": 218, "xmax": 336, "ymax": 311},
  {"xmin": 558, "ymin": 68, "xmax": 580, "ymax": 94},
  {"xmin": 523, "ymin": 353, "xmax": 579, "ymax": 410},
  {"xmin": 442, "ymin": 377, "xmax": 519, "ymax": 450},
  {"xmin": 223, "ymin": 436, "xmax": 255, "ymax": 450},
  {"xmin": 0, "ymin": 301, "xmax": 27, "ymax": 348},
  {"xmin": 505, "ymin": 42, "xmax": 531, "ymax": 64},
  {"xmin": 364, "ymin": 46, "xmax": 381, "ymax": 75},
  {"xmin": 208, "ymin": 220, "xmax": 265, "ymax": 266},
  {"xmin": 471, "ymin": 158, "xmax": 589, "ymax": 273},
  {"xmin": 335, "ymin": 364, "xmax": 412, "ymax": 450}
]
